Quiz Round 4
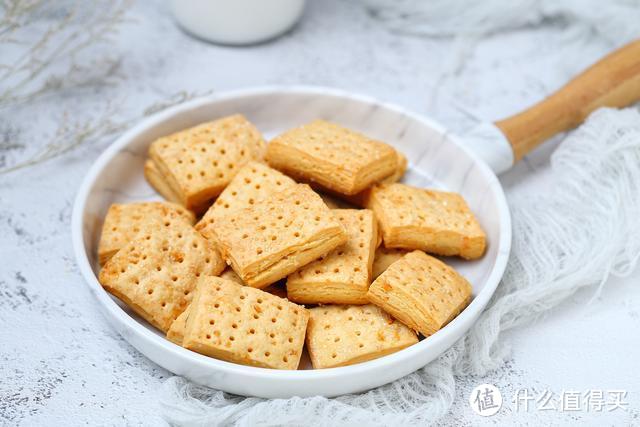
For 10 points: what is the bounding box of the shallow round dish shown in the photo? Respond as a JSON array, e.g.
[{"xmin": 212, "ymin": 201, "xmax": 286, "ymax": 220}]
[{"xmin": 72, "ymin": 86, "xmax": 511, "ymax": 398}]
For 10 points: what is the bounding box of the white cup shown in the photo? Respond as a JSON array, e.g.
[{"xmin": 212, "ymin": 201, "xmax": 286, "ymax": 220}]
[{"xmin": 170, "ymin": 0, "xmax": 307, "ymax": 45}]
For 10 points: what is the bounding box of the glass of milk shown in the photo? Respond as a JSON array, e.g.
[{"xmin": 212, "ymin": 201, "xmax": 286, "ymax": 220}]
[{"xmin": 170, "ymin": 0, "xmax": 307, "ymax": 45}]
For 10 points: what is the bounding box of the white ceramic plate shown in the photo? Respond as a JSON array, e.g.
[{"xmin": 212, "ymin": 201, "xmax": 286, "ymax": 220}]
[{"xmin": 72, "ymin": 86, "xmax": 511, "ymax": 398}]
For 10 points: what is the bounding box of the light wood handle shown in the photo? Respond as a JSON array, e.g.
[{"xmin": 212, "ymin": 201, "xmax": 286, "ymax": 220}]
[{"xmin": 495, "ymin": 40, "xmax": 640, "ymax": 161}]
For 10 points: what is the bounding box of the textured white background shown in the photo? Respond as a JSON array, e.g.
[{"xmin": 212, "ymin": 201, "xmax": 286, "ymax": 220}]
[{"xmin": 1, "ymin": 1, "xmax": 639, "ymax": 425}]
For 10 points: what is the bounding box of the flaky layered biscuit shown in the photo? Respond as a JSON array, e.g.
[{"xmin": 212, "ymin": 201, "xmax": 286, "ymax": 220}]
[
  {"xmin": 167, "ymin": 305, "xmax": 191, "ymax": 345},
  {"xmin": 287, "ymin": 209, "xmax": 378, "ymax": 305},
  {"xmin": 219, "ymin": 268, "xmax": 288, "ymax": 298},
  {"xmin": 148, "ymin": 114, "xmax": 266, "ymax": 213},
  {"xmin": 99, "ymin": 210, "xmax": 225, "ymax": 332},
  {"xmin": 182, "ymin": 277, "xmax": 308, "ymax": 369},
  {"xmin": 98, "ymin": 201, "xmax": 194, "ymax": 265},
  {"xmin": 210, "ymin": 184, "xmax": 348, "ymax": 288},
  {"xmin": 318, "ymin": 193, "xmax": 356, "ymax": 209},
  {"xmin": 306, "ymin": 304, "xmax": 418, "ymax": 369},
  {"xmin": 266, "ymin": 120, "xmax": 397, "ymax": 195},
  {"xmin": 196, "ymin": 161, "xmax": 296, "ymax": 239},
  {"xmin": 366, "ymin": 183, "xmax": 486, "ymax": 259},
  {"xmin": 367, "ymin": 250, "xmax": 472, "ymax": 336}
]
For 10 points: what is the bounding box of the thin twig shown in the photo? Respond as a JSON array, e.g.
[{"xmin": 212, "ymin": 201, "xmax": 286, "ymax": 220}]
[
  {"xmin": 0, "ymin": 90, "xmax": 215, "ymax": 175},
  {"xmin": 0, "ymin": 0, "xmax": 132, "ymax": 104}
]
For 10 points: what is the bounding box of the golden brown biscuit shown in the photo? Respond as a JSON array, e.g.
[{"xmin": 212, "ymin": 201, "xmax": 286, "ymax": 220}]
[
  {"xmin": 287, "ymin": 209, "xmax": 378, "ymax": 305},
  {"xmin": 266, "ymin": 120, "xmax": 397, "ymax": 195},
  {"xmin": 167, "ymin": 282, "xmax": 288, "ymax": 347},
  {"xmin": 367, "ymin": 250, "xmax": 472, "ymax": 336},
  {"xmin": 98, "ymin": 201, "xmax": 195, "ymax": 265},
  {"xmin": 99, "ymin": 209, "xmax": 225, "ymax": 332},
  {"xmin": 306, "ymin": 304, "xmax": 418, "ymax": 369},
  {"xmin": 210, "ymin": 184, "xmax": 348, "ymax": 288},
  {"xmin": 148, "ymin": 115, "xmax": 266, "ymax": 213},
  {"xmin": 366, "ymin": 183, "xmax": 486, "ymax": 259},
  {"xmin": 182, "ymin": 277, "xmax": 308, "ymax": 369},
  {"xmin": 196, "ymin": 161, "xmax": 296, "ymax": 239}
]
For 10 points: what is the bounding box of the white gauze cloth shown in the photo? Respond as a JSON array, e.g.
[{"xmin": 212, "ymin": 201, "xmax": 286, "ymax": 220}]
[{"xmin": 159, "ymin": 107, "xmax": 640, "ymax": 425}]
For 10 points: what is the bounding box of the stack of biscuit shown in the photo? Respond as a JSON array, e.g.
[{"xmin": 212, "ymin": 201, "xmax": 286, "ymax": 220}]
[{"xmin": 98, "ymin": 115, "xmax": 486, "ymax": 370}]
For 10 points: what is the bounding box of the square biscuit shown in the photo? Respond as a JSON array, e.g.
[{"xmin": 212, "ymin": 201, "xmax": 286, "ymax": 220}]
[
  {"xmin": 166, "ymin": 268, "xmax": 271, "ymax": 346},
  {"xmin": 210, "ymin": 184, "xmax": 348, "ymax": 288},
  {"xmin": 266, "ymin": 120, "xmax": 397, "ymax": 195},
  {"xmin": 144, "ymin": 159, "xmax": 183, "ymax": 205},
  {"xmin": 166, "ymin": 281, "xmax": 288, "ymax": 346},
  {"xmin": 182, "ymin": 277, "xmax": 309, "ymax": 369},
  {"xmin": 367, "ymin": 250, "xmax": 472, "ymax": 337},
  {"xmin": 196, "ymin": 161, "xmax": 296, "ymax": 239},
  {"xmin": 98, "ymin": 202, "xmax": 195, "ymax": 265},
  {"xmin": 167, "ymin": 265, "xmax": 257, "ymax": 346},
  {"xmin": 148, "ymin": 115, "xmax": 266, "ymax": 213},
  {"xmin": 306, "ymin": 304, "xmax": 418, "ymax": 369},
  {"xmin": 287, "ymin": 209, "xmax": 378, "ymax": 305},
  {"xmin": 366, "ymin": 183, "xmax": 486, "ymax": 259},
  {"xmin": 372, "ymin": 247, "xmax": 410, "ymax": 279},
  {"xmin": 99, "ymin": 212, "xmax": 225, "ymax": 332}
]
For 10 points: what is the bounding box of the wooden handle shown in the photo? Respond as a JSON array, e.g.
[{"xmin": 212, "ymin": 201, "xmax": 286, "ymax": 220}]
[{"xmin": 495, "ymin": 40, "xmax": 640, "ymax": 161}]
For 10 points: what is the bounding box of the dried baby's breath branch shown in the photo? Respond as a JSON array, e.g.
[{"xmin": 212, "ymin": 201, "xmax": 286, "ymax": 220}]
[
  {"xmin": 0, "ymin": 2, "xmax": 215, "ymax": 175},
  {"xmin": 0, "ymin": 90, "xmax": 215, "ymax": 175},
  {"xmin": 0, "ymin": 101, "xmax": 123, "ymax": 175},
  {"xmin": 0, "ymin": 0, "xmax": 132, "ymax": 105}
]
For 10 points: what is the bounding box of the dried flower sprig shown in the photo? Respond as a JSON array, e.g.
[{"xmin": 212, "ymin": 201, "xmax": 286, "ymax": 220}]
[
  {"xmin": 0, "ymin": 2, "xmax": 217, "ymax": 176},
  {"xmin": 0, "ymin": 90, "xmax": 215, "ymax": 175},
  {"xmin": 0, "ymin": 0, "xmax": 131, "ymax": 105}
]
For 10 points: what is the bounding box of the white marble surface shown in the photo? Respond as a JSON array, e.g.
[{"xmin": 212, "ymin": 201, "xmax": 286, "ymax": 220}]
[{"xmin": 1, "ymin": 0, "xmax": 638, "ymax": 425}]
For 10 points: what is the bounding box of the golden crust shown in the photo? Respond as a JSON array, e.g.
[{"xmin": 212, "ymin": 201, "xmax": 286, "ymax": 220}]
[
  {"xmin": 98, "ymin": 201, "xmax": 194, "ymax": 266},
  {"xmin": 144, "ymin": 160, "xmax": 183, "ymax": 206},
  {"xmin": 148, "ymin": 114, "xmax": 266, "ymax": 212},
  {"xmin": 182, "ymin": 277, "xmax": 309, "ymax": 369},
  {"xmin": 266, "ymin": 120, "xmax": 397, "ymax": 195},
  {"xmin": 306, "ymin": 304, "xmax": 418, "ymax": 369},
  {"xmin": 367, "ymin": 250, "xmax": 472, "ymax": 337},
  {"xmin": 210, "ymin": 184, "xmax": 348, "ymax": 288},
  {"xmin": 196, "ymin": 161, "xmax": 296, "ymax": 239},
  {"xmin": 99, "ymin": 209, "xmax": 225, "ymax": 332},
  {"xmin": 287, "ymin": 209, "xmax": 378, "ymax": 305},
  {"xmin": 367, "ymin": 183, "xmax": 486, "ymax": 259}
]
